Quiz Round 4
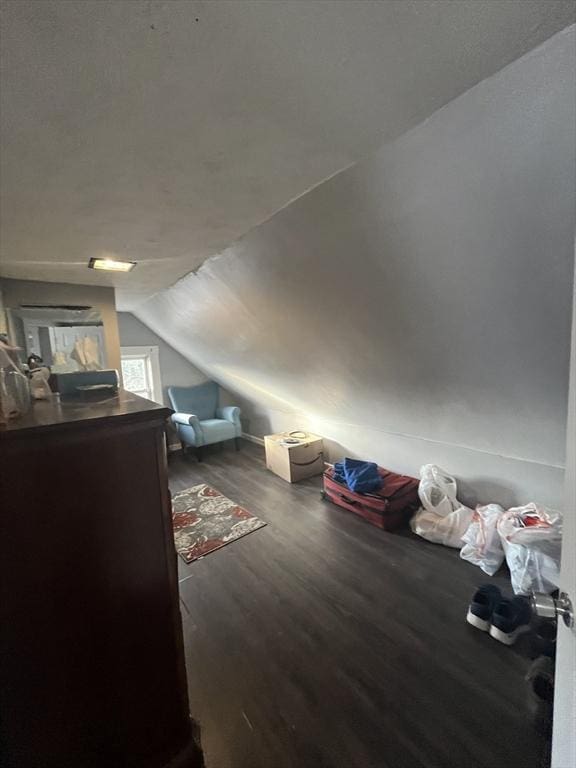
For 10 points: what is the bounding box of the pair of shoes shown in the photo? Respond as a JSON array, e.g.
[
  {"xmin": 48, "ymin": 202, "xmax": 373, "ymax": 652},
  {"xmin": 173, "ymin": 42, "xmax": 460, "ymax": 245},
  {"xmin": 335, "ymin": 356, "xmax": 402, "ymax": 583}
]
[{"xmin": 467, "ymin": 584, "xmax": 532, "ymax": 645}]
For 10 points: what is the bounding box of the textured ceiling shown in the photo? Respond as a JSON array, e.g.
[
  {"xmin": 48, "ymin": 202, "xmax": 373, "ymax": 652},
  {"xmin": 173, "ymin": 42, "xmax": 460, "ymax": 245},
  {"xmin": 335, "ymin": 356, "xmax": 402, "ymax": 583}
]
[{"xmin": 1, "ymin": 0, "xmax": 574, "ymax": 309}]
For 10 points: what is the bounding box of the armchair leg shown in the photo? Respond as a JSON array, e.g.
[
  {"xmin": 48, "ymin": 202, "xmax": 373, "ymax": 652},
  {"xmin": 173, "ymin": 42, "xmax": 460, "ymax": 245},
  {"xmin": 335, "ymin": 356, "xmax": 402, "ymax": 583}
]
[
  {"xmin": 197, "ymin": 446, "xmax": 204, "ymax": 462},
  {"xmin": 234, "ymin": 437, "xmax": 241, "ymax": 451},
  {"xmin": 180, "ymin": 441, "xmax": 187, "ymax": 456}
]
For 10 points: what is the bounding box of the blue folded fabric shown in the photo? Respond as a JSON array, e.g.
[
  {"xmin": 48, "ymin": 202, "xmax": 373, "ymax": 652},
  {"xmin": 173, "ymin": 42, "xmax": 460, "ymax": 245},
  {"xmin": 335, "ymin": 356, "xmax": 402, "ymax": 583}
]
[{"xmin": 333, "ymin": 458, "xmax": 382, "ymax": 494}]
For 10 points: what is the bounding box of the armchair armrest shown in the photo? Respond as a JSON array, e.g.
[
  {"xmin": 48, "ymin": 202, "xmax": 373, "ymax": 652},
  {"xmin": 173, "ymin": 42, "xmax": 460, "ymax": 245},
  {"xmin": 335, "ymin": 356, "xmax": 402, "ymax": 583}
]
[
  {"xmin": 171, "ymin": 412, "xmax": 200, "ymax": 427},
  {"xmin": 171, "ymin": 412, "xmax": 203, "ymax": 443},
  {"xmin": 216, "ymin": 406, "xmax": 241, "ymax": 427}
]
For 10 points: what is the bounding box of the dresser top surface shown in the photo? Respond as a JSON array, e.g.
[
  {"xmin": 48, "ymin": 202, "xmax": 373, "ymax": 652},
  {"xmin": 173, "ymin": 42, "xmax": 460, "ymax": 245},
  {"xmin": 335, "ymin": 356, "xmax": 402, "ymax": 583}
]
[{"xmin": 0, "ymin": 389, "xmax": 171, "ymax": 438}]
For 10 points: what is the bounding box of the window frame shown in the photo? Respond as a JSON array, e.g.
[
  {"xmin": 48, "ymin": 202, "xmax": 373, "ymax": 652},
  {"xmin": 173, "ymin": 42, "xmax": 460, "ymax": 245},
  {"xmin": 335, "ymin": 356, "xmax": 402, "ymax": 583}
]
[{"xmin": 120, "ymin": 345, "xmax": 163, "ymax": 404}]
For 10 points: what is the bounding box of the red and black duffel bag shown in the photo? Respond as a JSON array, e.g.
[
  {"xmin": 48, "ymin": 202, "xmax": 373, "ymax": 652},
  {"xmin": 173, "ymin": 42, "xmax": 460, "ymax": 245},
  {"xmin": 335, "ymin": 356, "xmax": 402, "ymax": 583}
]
[{"xmin": 322, "ymin": 465, "xmax": 420, "ymax": 531}]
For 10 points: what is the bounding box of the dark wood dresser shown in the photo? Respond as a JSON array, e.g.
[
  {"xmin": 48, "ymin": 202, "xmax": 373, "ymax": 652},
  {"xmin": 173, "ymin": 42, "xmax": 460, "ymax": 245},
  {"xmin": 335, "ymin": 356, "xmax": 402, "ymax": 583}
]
[{"xmin": 0, "ymin": 392, "xmax": 200, "ymax": 768}]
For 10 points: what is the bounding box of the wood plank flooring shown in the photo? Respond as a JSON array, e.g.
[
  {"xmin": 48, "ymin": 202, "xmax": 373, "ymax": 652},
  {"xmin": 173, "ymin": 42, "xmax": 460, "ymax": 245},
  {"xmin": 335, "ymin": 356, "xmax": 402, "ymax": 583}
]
[{"xmin": 169, "ymin": 441, "xmax": 549, "ymax": 768}]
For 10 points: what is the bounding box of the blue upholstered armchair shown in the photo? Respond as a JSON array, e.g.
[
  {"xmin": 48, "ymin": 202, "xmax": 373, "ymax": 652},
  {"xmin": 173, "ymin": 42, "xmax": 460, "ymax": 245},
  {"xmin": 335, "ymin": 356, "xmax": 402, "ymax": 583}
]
[{"xmin": 168, "ymin": 381, "xmax": 242, "ymax": 461}]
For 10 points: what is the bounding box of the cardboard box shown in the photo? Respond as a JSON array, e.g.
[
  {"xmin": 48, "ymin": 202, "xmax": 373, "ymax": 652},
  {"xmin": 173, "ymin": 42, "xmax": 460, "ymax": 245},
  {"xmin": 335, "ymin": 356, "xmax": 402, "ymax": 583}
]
[{"xmin": 264, "ymin": 432, "xmax": 324, "ymax": 483}]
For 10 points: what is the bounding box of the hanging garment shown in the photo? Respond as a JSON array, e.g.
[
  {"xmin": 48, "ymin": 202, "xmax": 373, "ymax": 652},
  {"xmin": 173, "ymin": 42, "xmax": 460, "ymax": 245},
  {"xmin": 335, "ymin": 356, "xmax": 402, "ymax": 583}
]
[
  {"xmin": 70, "ymin": 336, "xmax": 101, "ymax": 371},
  {"xmin": 82, "ymin": 335, "xmax": 101, "ymax": 370},
  {"xmin": 52, "ymin": 350, "xmax": 68, "ymax": 367}
]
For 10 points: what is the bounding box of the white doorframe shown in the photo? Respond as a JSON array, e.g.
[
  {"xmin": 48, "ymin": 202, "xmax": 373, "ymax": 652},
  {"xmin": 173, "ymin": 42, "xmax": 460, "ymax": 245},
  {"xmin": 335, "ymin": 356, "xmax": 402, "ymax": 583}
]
[
  {"xmin": 552, "ymin": 252, "xmax": 576, "ymax": 768},
  {"xmin": 120, "ymin": 345, "xmax": 163, "ymax": 404}
]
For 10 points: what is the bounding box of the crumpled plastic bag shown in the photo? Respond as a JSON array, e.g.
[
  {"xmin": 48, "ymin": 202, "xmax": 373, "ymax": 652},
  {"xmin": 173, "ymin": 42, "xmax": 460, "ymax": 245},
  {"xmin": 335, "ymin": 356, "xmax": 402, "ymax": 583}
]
[
  {"xmin": 497, "ymin": 503, "xmax": 562, "ymax": 595},
  {"xmin": 460, "ymin": 504, "xmax": 505, "ymax": 575},
  {"xmin": 417, "ymin": 464, "xmax": 459, "ymax": 516},
  {"xmin": 410, "ymin": 464, "xmax": 474, "ymax": 548}
]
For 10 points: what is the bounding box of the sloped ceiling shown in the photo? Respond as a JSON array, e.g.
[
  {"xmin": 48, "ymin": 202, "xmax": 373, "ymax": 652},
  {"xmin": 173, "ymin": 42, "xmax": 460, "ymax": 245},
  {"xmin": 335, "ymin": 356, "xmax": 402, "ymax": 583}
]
[
  {"xmin": 135, "ymin": 28, "xmax": 576, "ymax": 507},
  {"xmin": 1, "ymin": 0, "xmax": 574, "ymax": 308}
]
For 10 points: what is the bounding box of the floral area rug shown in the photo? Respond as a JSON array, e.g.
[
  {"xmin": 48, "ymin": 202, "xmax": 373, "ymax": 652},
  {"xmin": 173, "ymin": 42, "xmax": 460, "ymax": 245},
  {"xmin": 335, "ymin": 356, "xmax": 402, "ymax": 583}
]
[{"xmin": 172, "ymin": 484, "xmax": 267, "ymax": 563}]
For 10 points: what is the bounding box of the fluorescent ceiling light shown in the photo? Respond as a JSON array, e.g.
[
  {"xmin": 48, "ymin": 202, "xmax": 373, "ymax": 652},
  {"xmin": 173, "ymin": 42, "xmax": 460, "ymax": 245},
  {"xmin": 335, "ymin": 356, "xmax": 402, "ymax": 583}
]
[{"xmin": 88, "ymin": 257, "xmax": 136, "ymax": 272}]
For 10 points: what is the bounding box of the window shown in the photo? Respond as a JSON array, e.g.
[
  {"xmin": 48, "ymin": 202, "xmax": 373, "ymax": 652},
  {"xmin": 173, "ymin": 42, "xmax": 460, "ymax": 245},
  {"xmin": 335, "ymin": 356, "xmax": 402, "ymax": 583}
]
[{"xmin": 120, "ymin": 346, "xmax": 162, "ymax": 403}]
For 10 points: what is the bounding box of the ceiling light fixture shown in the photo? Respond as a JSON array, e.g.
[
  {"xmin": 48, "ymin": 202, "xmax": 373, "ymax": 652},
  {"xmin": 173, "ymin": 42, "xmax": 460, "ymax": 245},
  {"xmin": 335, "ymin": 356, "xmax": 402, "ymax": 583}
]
[{"xmin": 88, "ymin": 257, "xmax": 136, "ymax": 272}]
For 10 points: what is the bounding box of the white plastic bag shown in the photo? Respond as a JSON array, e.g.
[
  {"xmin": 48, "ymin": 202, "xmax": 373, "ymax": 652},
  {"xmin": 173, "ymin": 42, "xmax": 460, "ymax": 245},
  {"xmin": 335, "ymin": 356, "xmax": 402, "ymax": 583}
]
[
  {"xmin": 411, "ymin": 506, "xmax": 474, "ymax": 548},
  {"xmin": 410, "ymin": 464, "xmax": 474, "ymax": 548},
  {"xmin": 417, "ymin": 464, "xmax": 459, "ymax": 516},
  {"xmin": 460, "ymin": 504, "xmax": 505, "ymax": 575},
  {"xmin": 497, "ymin": 503, "xmax": 562, "ymax": 595}
]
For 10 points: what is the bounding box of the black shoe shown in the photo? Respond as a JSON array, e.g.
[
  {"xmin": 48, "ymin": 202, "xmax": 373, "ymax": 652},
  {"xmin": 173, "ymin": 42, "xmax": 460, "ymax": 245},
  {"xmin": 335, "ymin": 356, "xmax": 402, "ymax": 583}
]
[
  {"xmin": 489, "ymin": 596, "xmax": 532, "ymax": 645},
  {"xmin": 466, "ymin": 584, "xmax": 502, "ymax": 632},
  {"xmin": 526, "ymin": 655, "xmax": 554, "ymax": 735},
  {"xmin": 530, "ymin": 619, "xmax": 557, "ymax": 659}
]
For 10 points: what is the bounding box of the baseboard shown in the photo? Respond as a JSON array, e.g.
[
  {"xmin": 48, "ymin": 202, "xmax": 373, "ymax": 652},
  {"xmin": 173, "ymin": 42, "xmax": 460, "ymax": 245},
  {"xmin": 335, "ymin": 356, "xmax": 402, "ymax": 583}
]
[
  {"xmin": 170, "ymin": 436, "xmax": 262, "ymax": 451},
  {"xmin": 242, "ymin": 432, "xmax": 264, "ymax": 446}
]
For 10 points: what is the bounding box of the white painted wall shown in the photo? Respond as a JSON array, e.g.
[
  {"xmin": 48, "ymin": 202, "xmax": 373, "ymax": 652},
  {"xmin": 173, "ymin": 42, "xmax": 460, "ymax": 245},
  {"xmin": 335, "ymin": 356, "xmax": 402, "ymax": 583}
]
[{"xmin": 137, "ymin": 28, "xmax": 576, "ymax": 510}]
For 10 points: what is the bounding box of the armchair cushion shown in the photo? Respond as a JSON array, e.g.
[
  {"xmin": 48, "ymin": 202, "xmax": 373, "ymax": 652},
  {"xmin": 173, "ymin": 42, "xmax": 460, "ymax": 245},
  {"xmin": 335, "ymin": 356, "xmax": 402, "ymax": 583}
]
[{"xmin": 198, "ymin": 419, "xmax": 237, "ymax": 445}]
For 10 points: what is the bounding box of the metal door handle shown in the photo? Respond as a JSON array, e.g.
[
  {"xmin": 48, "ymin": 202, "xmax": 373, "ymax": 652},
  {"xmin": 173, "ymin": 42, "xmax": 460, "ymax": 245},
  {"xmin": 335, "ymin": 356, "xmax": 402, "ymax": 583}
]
[{"xmin": 531, "ymin": 591, "xmax": 574, "ymax": 628}]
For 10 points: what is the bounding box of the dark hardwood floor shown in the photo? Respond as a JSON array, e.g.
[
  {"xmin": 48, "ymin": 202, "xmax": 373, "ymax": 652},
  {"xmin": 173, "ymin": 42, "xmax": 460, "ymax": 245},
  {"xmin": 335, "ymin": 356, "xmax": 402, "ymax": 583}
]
[{"xmin": 169, "ymin": 441, "xmax": 549, "ymax": 768}]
